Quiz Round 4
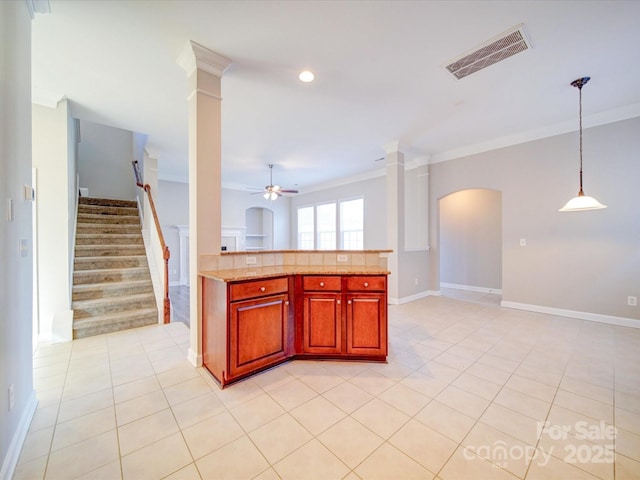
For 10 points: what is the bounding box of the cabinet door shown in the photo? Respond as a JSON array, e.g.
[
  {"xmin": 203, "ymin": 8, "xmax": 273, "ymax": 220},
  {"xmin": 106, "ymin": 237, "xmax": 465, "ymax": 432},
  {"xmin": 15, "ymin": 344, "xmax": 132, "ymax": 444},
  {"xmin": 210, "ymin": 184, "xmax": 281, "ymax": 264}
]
[
  {"xmin": 303, "ymin": 293, "xmax": 342, "ymax": 354},
  {"xmin": 345, "ymin": 293, "xmax": 387, "ymax": 356},
  {"xmin": 229, "ymin": 293, "xmax": 289, "ymax": 379}
]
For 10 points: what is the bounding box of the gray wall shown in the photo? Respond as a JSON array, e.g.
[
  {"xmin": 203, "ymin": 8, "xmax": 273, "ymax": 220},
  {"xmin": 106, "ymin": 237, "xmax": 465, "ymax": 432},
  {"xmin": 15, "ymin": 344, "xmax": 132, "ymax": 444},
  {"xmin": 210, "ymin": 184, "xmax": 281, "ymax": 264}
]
[
  {"xmin": 429, "ymin": 117, "xmax": 640, "ymax": 320},
  {"xmin": 77, "ymin": 120, "xmax": 137, "ymax": 200},
  {"xmin": 0, "ymin": 2, "xmax": 36, "ymax": 476},
  {"xmin": 158, "ymin": 180, "xmax": 189, "ymax": 285},
  {"xmin": 440, "ymin": 188, "xmax": 502, "ymax": 291}
]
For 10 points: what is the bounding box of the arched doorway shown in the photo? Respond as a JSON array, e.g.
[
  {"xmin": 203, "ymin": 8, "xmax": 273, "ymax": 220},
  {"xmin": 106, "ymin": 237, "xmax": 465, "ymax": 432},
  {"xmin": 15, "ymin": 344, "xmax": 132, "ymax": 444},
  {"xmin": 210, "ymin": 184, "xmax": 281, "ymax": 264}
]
[{"xmin": 439, "ymin": 188, "xmax": 502, "ymax": 304}]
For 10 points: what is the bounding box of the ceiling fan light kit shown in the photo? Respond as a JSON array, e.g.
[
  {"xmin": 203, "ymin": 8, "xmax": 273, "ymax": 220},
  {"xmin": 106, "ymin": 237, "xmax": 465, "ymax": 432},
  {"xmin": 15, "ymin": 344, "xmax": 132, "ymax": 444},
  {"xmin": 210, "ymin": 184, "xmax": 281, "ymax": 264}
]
[
  {"xmin": 559, "ymin": 76, "xmax": 607, "ymax": 212},
  {"xmin": 258, "ymin": 164, "xmax": 298, "ymax": 201}
]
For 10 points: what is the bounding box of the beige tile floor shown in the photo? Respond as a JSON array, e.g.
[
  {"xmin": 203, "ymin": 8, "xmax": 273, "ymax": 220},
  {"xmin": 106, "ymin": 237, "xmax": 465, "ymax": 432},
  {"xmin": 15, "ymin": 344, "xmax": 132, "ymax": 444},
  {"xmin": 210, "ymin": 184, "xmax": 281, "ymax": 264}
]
[{"xmin": 14, "ymin": 295, "xmax": 640, "ymax": 479}]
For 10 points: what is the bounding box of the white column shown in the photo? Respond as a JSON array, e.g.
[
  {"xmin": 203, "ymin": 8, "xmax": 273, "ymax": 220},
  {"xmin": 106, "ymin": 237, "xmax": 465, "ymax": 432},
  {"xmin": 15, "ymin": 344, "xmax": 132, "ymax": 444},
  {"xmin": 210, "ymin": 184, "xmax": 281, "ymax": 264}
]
[
  {"xmin": 384, "ymin": 141, "xmax": 405, "ymax": 303},
  {"xmin": 178, "ymin": 41, "xmax": 231, "ymax": 366}
]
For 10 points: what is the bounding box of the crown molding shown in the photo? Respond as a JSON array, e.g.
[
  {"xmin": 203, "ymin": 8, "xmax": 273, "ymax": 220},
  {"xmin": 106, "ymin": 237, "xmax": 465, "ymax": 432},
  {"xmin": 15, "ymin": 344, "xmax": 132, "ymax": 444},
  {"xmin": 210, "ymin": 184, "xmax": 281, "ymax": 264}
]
[
  {"xmin": 25, "ymin": 0, "xmax": 50, "ymax": 19},
  {"xmin": 177, "ymin": 40, "xmax": 232, "ymax": 78}
]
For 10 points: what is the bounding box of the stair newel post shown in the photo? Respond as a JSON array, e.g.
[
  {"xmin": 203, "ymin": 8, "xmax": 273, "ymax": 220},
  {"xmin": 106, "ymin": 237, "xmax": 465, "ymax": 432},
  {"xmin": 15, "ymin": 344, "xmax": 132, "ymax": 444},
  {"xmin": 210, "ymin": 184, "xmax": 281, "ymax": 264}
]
[{"xmin": 163, "ymin": 245, "xmax": 171, "ymax": 324}]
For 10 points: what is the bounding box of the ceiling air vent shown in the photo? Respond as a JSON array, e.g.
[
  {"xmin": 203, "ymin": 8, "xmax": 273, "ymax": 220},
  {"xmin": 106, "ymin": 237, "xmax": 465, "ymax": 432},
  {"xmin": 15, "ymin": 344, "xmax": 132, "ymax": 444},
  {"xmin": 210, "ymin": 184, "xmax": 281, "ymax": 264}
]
[{"xmin": 445, "ymin": 24, "xmax": 531, "ymax": 80}]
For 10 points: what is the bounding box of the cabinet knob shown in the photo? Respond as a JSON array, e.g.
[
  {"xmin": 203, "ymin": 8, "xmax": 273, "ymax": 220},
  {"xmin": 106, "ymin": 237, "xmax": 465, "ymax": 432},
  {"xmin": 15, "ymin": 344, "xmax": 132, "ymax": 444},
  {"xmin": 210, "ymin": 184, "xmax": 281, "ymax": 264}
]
[
  {"xmin": 348, "ymin": 300, "xmax": 352, "ymax": 305},
  {"xmin": 320, "ymin": 282, "xmax": 325, "ymax": 287},
  {"xmin": 364, "ymin": 282, "xmax": 369, "ymax": 287},
  {"xmin": 285, "ymin": 301, "xmax": 289, "ymax": 306},
  {"xmin": 337, "ymin": 300, "xmax": 341, "ymax": 305},
  {"xmin": 260, "ymin": 286, "xmax": 266, "ymax": 292}
]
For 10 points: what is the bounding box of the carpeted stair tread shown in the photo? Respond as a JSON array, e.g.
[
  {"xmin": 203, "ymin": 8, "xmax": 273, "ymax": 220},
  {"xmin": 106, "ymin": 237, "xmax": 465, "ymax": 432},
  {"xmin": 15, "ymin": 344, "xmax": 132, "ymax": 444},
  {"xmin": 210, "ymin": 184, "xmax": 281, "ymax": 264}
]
[
  {"xmin": 76, "ymin": 223, "xmax": 141, "ymax": 235},
  {"xmin": 72, "ymin": 279, "xmax": 153, "ymax": 300},
  {"xmin": 77, "ymin": 213, "xmax": 140, "ymax": 224},
  {"xmin": 75, "ymin": 244, "xmax": 146, "ymax": 257},
  {"xmin": 78, "ymin": 204, "xmax": 139, "ymax": 216},
  {"xmin": 74, "ymin": 255, "xmax": 149, "ymax": 270},
  {"xmin": 73, "ymin": 308, "xmax": 158, "ymax": 338},
  {"xmin": 73, "ymin": 292, "xmax": 156, "ymax": 318},
  {"xmin": 78, "ymin": 197, "xmax": 137, "ymax": 208},
  {"xmin": 76, "ymin": 233, "xmax": 143, "ymax": 245}
]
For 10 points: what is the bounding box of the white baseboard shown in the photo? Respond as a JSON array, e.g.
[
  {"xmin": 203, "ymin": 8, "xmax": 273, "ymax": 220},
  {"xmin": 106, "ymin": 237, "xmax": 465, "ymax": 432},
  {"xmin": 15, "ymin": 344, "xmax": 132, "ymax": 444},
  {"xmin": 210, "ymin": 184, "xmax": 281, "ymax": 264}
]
[
  {"xmin": 187, "ymin": 348, "xmax": 202, "ymax": 367},
  {"xmin": 501, "ymin": 301, "xmax": 640, "ymax": 329},
  {"xmin": 0, "ymin": 390, "xmax": 38, "ymax": 480},
  {"xmin": 389, "ymin": 290, "xmax": 439, "ymax": 305},
  {"xmin": 440, "ymin": 283, "xmax": 502, "ymax": 295}
]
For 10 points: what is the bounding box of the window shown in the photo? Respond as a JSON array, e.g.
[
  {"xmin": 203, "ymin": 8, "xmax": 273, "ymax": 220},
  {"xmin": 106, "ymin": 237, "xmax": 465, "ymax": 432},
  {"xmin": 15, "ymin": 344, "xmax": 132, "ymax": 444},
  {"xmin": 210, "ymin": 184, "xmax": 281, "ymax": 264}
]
[
  {"xmin": 297, "ymin": 198, "xmax": 363, "ymax": 250},
  {"xmin": 340, "ymin": 198, "xmax": 363, "ymax": 250}
]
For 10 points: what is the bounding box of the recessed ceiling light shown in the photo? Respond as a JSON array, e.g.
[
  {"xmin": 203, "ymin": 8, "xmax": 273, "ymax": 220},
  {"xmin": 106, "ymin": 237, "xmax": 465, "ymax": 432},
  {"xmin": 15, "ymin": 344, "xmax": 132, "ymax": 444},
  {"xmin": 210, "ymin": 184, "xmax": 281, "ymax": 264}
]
[{"xmin": 299, "ymin": 70, "xmax": 314, "ymax": 83}]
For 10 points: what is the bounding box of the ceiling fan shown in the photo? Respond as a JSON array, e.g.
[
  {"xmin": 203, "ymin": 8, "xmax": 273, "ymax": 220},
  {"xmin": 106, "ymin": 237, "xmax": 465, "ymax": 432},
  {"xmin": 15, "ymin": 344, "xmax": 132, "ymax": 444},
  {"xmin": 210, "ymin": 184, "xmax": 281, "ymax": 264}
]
[{"xmin": 255, "ymin": 164, "xmax": 298, "ymax": 200}]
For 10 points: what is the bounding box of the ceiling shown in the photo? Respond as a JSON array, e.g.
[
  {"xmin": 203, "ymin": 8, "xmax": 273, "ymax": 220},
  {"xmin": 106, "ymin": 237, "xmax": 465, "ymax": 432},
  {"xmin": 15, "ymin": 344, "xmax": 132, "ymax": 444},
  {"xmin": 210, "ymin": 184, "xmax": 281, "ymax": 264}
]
[{"xmin": 32, "ymin": 0, "xmax": 640, "ymax": 192}]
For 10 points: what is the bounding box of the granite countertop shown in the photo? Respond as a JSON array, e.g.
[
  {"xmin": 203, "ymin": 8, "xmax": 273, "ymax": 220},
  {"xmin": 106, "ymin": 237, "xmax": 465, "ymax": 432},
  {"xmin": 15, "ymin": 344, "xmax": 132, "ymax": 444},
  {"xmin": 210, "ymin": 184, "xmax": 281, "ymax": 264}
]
[{"xmin": 200, "ymin": 264, "xmax": 390, "ymax": 282}]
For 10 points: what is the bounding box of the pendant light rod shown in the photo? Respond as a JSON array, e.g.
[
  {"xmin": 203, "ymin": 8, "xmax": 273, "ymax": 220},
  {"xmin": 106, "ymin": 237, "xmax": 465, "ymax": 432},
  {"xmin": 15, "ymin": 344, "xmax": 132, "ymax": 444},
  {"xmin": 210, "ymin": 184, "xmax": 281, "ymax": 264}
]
[{"xmin": 571, "ymin": 76, "xmax": 589, "ymax": 196}]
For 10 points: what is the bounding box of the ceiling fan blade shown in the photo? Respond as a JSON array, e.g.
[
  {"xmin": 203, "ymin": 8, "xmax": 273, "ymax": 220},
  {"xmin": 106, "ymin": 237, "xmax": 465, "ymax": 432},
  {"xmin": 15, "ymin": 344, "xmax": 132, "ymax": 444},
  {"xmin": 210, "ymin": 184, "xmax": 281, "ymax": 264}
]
[{"xmin": 279, "ymin": 189, "xmax": 298, "ymax": 194}]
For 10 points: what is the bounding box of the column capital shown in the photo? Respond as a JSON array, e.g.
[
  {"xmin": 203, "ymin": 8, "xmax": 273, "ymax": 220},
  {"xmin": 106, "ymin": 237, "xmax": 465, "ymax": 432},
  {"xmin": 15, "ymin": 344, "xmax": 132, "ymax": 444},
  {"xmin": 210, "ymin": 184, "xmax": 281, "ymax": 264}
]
[
  {"xmin": 382, "ymin": 140, "xmax": 406, "ymax": 155},
  {"xmin": 177, "ymin": 40, "xmax": 232, "ymax": 78}
]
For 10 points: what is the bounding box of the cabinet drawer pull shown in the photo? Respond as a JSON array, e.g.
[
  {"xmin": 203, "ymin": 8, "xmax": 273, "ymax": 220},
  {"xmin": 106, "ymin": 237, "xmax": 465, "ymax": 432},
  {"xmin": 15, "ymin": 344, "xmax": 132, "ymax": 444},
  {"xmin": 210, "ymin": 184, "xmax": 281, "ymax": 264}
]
[
  {"xmin": 285, "ymin": 301, "xmax": 289, "ymax": 306},
  {"xmin": 320, "ymin": 282, "xmax": 325, "ymax": 287},
  {"xmin": 348, "ymin": 300, "xmax": 352, "ymax": 305},
  {"xmin": 260, "ymin": 286, "xmax": 266, "ymax": 292},
  {"xmin": 337, "ymin": 300, "xmax": 341, "ymax": 305},
  {"xmin": 364, "ymin": 282, "xmax": 369, "ymax": 287}
]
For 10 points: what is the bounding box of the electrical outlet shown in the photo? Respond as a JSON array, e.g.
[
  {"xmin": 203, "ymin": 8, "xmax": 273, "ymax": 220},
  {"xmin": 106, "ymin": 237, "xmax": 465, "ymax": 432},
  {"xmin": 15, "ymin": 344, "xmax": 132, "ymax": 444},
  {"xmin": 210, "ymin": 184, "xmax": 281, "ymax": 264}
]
[
  {"xmin": 337, "ymin": 254, "xmax": 348, "ymax": 262},
  {"xmin": 8, "ymin": 384, "xmax": 14, "ymax": 412},
  {"xmin": 628, "ymin": 296, "xmax": 638, "ymax": 307},
  {"xmin": 519, "ymin": 238, "xmax": 527, "ymax": 246},
  {"xmin": 246, "ymin": 256, "xmax": 257, "ymax": 265}
]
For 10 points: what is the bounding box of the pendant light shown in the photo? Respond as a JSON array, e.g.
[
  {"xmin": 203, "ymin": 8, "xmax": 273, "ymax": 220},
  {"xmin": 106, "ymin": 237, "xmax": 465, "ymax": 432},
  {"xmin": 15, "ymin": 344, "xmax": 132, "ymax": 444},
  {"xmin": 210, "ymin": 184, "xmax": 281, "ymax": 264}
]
[{"xmin": 559, "ymin": 76, "xmax": 607, "ymax": 212}]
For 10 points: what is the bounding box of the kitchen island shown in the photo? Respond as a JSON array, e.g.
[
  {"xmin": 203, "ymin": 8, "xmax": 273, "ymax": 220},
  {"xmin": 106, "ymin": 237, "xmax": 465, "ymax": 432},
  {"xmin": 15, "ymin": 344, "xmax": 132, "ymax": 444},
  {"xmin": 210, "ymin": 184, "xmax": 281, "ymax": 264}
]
[{"xmin": 200, "ymin": 251, "xmax": 390, "ymax": 387}]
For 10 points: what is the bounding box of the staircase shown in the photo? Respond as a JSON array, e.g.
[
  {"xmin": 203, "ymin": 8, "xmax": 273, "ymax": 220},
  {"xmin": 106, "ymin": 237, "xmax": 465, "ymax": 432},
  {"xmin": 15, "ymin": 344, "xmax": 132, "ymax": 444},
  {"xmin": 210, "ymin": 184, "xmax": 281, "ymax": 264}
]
[{"xmin": 72, "ymin": 196, "xmax": 158, "ymax": 339}]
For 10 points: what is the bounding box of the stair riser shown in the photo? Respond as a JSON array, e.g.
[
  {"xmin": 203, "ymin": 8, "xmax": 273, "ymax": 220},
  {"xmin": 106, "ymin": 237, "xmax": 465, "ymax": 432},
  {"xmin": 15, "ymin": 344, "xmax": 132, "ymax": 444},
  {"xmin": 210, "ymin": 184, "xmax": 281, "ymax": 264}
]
[
  {"xmin": 75, "ymin": 247, "xmax": 146, "ymax": 257},
  {"xmin": 74, "ymin": 269, "xmax": 151, "ymax": 284},
  {"xmin": 72, "ymin": 283, "xmax": 153, "ymax": 301},
  {"xmin": 76, "ymin": 236, "xmax": 144, "ymax": 245},
  {"xmin": 78, "ymin": 214, "xmax": 140, "ymax": 225},
  {"xmin": 73, "ymin": 315, "xmax": 157, "ymax": 339},
  {"xmin": 73, "ymin": 297, "xmax": 156, "ymax": 318},
  {"xmin": 78, "ymin": 205, "xmax": 139, "ymax": 216},
  {"xmin": 75, "ymin": 257, "xmax": 148, "ymax": 270}
]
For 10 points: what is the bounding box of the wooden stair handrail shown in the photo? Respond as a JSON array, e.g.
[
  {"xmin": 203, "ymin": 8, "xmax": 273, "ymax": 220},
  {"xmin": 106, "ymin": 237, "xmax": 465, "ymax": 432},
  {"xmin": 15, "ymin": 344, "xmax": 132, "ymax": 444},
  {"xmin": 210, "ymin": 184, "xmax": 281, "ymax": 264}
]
[{"xmin": 133, "ymin": 161, "xmax": 171, "ymax": 324}]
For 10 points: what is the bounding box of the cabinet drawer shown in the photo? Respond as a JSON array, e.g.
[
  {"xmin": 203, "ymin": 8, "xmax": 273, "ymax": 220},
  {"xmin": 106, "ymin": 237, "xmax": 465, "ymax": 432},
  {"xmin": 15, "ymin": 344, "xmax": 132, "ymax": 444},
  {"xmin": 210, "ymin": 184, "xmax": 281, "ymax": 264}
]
[
  {"xmin": 230, "ymin": 277, "xmax": 289, "ymax": 302},
  {"xmin": 345, "ymin": 275, "xmax": 386, "ymax": 292},
  {"xmin": 303, "ymin": 275, "xmax": 341, "ymax": 291}
]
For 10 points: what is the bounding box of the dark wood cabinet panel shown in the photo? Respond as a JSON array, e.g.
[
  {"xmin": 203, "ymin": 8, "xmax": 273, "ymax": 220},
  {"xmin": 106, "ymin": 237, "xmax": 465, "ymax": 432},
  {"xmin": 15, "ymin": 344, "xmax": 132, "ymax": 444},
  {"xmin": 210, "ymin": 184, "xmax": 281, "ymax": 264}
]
[
  {"xmin": 303, "ymin": 293, "xmax": 341, "ymax": 354},
  {"xmin": 346, "ymin": 293, "xmax": 387, "ymax": 355},
  {"xmin": 229, "ymin": 293, "xmax": 289, "ymax": 377}
]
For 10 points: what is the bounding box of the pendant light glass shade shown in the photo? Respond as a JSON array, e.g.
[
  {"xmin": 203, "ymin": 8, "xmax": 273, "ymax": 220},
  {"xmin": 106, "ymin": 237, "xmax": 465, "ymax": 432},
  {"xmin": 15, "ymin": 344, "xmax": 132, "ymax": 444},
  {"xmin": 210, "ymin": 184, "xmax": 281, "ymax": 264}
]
[
  {"xmin": 559, "ymin": 76, "xmax": 606, "ymax": 212},
  {"xmin": 559, "ymin": 192, "xmax": 607, "ymax": 212}
]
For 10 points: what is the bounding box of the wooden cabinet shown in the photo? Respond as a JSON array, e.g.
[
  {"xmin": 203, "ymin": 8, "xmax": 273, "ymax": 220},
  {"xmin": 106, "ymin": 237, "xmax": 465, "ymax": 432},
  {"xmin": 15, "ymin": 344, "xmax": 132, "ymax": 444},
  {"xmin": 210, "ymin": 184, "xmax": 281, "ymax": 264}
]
[
  {"xmin": 302, "ymin": 276, "xmax": 342, "ymax": 354},
  {"xmin": 203, "ymin": 276, "xmax": 291, "ymax": 387},
  {"xmin": 301, "ymin": 275, "xmax": 387, "ymax": 359},
  {"xmin": 203, "ymin": 272, "xmax": 388, "ymax": 387}
]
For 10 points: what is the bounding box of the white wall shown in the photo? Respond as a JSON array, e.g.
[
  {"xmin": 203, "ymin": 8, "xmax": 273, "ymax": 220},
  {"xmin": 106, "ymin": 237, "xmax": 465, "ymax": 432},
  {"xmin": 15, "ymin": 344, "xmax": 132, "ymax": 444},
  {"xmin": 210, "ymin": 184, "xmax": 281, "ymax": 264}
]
[
  {"xmin": 440, "ymin": 189, "xmax": 502, "ymax": 291},
  {"xmin": 32, "ymin": 101, "xmax": 76, "ymax": 342},
  {"xmin": 429, "ymin": 117, "xmax": 640, "ymax": 322},
  {"xmin": 0, "ymin": 2, "xmax": 37, "ymax": 478},
  {"xmin": 77, "ymin": 119, "xmax": 137, "ymax": 200}
]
